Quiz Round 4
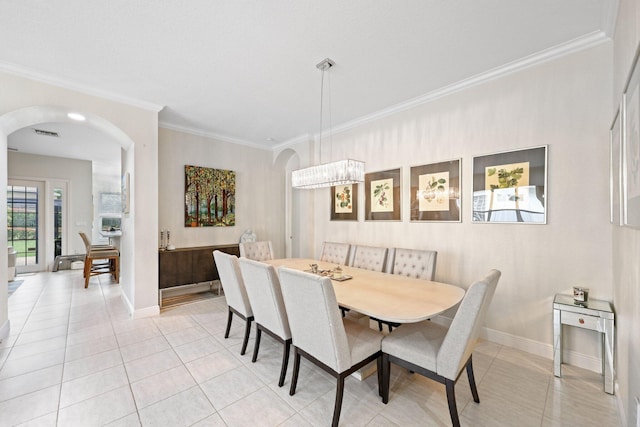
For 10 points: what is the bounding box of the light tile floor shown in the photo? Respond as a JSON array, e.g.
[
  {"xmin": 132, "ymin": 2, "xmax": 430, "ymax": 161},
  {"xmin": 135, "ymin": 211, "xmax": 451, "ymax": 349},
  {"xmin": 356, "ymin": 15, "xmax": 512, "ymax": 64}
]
[{"xmin": 0, "ymin": 271, "xmax": 621, "ymax": 426}]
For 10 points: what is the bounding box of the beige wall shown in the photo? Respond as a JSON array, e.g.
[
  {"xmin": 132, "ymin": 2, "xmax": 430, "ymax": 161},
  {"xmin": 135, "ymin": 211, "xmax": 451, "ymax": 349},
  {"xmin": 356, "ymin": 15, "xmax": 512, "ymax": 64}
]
[
  {"xmin": 612, "ymin": 0, "xmax": 640, "ymax": 425},
  {"xmin": 287, "ymin": 43, "xmax": 614, "ymax": 370},
  {"xmin": 0, "ymin": 72, "xmax": 160, "ymax": 335},
  {"xmin": 7, "ymin": 152, "xmax": 92, "ymax": 260},
  {"xmin": 158, "ymin": 128, "xmax": 285, "ymax": 255}
]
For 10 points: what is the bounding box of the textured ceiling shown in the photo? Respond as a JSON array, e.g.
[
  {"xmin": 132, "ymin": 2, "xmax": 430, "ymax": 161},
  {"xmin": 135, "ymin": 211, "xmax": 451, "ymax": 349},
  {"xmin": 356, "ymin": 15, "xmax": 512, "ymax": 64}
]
[{"xmin": 0, "ymin": 1, "xmax": 614, "ymax": 153}]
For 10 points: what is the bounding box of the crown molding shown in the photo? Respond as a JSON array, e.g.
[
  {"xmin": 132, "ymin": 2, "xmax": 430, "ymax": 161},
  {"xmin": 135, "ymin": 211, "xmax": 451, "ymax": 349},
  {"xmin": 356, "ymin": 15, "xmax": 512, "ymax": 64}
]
[
  {"xmin": 158, "ymin": 121, "xmax": 270, "ymax": 151},
  {"xmin": 601, "ymin": 0, "xmax": 620, "ymax": 38},
  {"xmin": 325, "ymin": 31, "xmax": 611, "ymax": 139},
  {"xmin": 272, "ymin": 133, "xmax": 314, "ymax": 152},
  {"xmin": 0, "ymin": 61, "xmax": 164, "ymax": 113}
]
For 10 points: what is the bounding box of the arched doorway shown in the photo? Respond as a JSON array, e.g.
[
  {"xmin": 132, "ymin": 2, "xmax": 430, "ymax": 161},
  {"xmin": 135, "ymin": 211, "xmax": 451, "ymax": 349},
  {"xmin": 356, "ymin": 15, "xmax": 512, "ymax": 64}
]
[{"xmin": 0, "ymin": 105, "xmax": 136, "ymax": 340}]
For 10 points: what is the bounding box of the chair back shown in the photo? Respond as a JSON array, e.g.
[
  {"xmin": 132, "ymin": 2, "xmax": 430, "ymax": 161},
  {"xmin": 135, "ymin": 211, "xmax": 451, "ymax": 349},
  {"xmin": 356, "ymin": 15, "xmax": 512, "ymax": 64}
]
[
  {"xmin": 319, "ymin": 242, "xmax": 350, "ymax": 265},
  {"xmin": 278, "ymin": 267, "xmax": 351, "ymax": 372},
  {"xmin": 352, "ymin": 245, "xmax": 388, "ymax": 272},
  {"xmin": 79, "ymin": 232, "xmax": 91, "ymax": 250},
  {"xmin": 437, "ymin": 269, "xmax": 501, "ymax": 380},
  {"xmin": 239, "ymin": 241, "xmax": 274, "ymax": 261},
  {"xmin": 392, "ymin": 248, "xmax": 438, "ymax": 280},
  {"xmin": 213, "ymin": 250, "xmax": 253, "ymax": 318},
  {"xmin": 238, "ymin": 258, "xmax": 291, "ymax": 340}
]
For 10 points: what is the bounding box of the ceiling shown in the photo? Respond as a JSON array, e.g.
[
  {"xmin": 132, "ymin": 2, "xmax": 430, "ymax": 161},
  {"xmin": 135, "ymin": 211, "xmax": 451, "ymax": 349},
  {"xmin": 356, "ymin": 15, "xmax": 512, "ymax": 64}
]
[{"xmin": 0, "ymin": 1, "xmax": 615, "ymax": 156}]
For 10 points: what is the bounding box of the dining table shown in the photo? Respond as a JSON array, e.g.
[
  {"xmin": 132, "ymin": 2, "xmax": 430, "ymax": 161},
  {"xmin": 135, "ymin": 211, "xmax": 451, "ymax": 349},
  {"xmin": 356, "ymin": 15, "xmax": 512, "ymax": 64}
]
[{"xmin": 264, "ymin": 258, "xmax": 465, "ymax": 324}]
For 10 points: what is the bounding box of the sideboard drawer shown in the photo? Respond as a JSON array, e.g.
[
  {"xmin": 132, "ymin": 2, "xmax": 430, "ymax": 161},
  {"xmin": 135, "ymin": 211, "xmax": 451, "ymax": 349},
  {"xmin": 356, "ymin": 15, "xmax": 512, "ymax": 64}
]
[{"xmin": 561, "ymin": 311, "xmax": 603, "ymax": 332}]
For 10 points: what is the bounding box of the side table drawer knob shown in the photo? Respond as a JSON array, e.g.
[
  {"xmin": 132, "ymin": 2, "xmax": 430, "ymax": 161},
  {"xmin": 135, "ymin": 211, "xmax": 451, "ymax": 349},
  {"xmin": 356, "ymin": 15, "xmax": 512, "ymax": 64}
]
[{"xmin": 579, "ymin": 318, "xmax": 585, "ymax": 324}]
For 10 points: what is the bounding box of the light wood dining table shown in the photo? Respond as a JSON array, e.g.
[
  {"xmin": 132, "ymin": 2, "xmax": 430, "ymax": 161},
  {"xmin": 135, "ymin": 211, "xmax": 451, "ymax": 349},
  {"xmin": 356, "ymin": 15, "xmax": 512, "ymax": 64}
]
[{"xmin": 265, "ymin": 258, "xmax": 465, "ymax": 324}]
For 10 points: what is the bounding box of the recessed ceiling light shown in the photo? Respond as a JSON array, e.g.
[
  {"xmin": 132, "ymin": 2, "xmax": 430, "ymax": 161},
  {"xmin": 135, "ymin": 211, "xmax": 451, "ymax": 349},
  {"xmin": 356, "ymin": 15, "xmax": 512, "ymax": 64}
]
[{"xmin": 67, "ymin": 112, "xmax": 86, "ymax": 121}]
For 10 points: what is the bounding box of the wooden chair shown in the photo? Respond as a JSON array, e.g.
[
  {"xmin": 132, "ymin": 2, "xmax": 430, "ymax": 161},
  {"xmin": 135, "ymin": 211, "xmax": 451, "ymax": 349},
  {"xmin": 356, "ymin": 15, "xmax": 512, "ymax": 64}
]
[
  {"xmin": 238, "ymin": 258, "xmax": 292, "ymax": 387},
  {"xmin": 213, "ymin": 250, "xmax": 254, "ymax": 355},
  {"xmin": 239, "ymin": 240, "xmax": 274, "ymax": 261},
  {"xmin": 79, "ymin": 232, "xmax": 119, "ymax": 288},
  {"xmin": 278, "ymin": 267, "xmax": 384, "ymax": 427},
  {"xmin": 381, "ymin": 269, "xmax": 501, "ymax": 427}
]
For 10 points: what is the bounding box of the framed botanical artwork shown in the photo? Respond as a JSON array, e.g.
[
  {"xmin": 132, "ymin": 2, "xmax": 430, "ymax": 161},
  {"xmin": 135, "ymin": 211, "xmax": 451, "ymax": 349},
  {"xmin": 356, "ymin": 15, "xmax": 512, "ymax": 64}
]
[
  {"xmin": 330, "ymin": 183, "xmax": 358, "ymax": 221},
  {"xmin": 410, "ymin": 159, "xmax": 461, "ymax": 222},
  {"xmin": 184, "ymin": 165, "xmax": 236, "ymax": 227},
  {"xmin": 623, "ymin": 42, "xmax": 640, "ymax": 228},
  {"xmin": 610, "ymin": 107, "xmax": 622, "ymax": 225},
  {"xmin": 472, "ymin": 146, "xmax": 547, "ymax": 224},
  {"xmin": 365, "ymin": 168, "xmax": 401, "ymax": 221}
]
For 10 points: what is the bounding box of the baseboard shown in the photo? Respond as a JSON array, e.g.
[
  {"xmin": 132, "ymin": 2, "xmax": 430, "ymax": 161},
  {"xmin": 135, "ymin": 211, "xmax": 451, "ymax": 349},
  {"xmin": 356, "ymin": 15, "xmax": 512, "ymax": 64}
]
[
  {"xmin": 0, "ymin": 319, "xmax": 10, "ymax": 343},
  {"xmin": 431, "ymin": 314, "xmax": 602, "ymax": 373},
  {"xmin": 120, "ymin": 292, "xmax": 160, "ymax": 319},
  {"xmin": 133, "ymin": 305, "xmax": 160, "ymax": 319}
]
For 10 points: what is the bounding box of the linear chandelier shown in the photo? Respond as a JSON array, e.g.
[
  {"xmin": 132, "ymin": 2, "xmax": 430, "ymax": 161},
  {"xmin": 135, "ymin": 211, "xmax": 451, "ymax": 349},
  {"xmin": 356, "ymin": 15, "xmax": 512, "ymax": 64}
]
[{"xmin": 292, "ymin": 58, "xmax": 365, "ymax": 189}]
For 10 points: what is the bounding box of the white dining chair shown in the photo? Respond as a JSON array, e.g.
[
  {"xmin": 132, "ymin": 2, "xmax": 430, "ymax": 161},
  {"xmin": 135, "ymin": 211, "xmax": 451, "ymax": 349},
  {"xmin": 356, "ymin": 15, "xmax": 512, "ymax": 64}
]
[
  {"xmin": 239, "ymin": 240, "xmax": 275, "ymax": 261},
  {"xmin": 213, "ymin": 250, "xmax": 254, "ymax": 355},
  {"xmin": 391, "ymin": 247, "xmax": 438, "ymax": 280},
  {"xmin": 319, "ymin": 241, "xmax": 351, "ymax": 265},
  {"xmin": 278, "ymin": 267, "xmax": 384, "ymax": 427},
  {"xmin": 351, "ymin": 245, "xmax": 388, "ymax": 272},
  {"xmin": 377, "ymin": 247, "xmax": 438, "ymax": 331},
  {"xmin": 238, "ymin": 258, "xmax": 292, "ymax": 387},
  {"xmin": 381, "ymin": 269, "xmax": 501, "ymax": 427}
]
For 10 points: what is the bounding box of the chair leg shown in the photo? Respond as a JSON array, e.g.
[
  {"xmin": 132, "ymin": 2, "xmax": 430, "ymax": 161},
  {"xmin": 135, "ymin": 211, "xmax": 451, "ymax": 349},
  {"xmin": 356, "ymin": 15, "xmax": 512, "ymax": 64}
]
[
  {"xmin": 381, "ymin": 353, "xmax": 390, "ymax": 404},
  {"xmin": 113, "ymin": 256, "xmax": 119, "ymax": 283},
  {"xmin": 278, "ymin": 340, "xmax": 291, "ymax": 387},
  {"xmin": 224, "ymin": 307, "xmax": 233, "ymax": 339},
  {"xmin": 445, "ymin": 379, "xmax": 461, "ymax": 427},
  {"xmin": 332, "ymin": 375, "xmax": 346, "ymax": 427},
  {"xmin": 377, "ymin": 354, "xmax": 383, "ymax": 398},
  {"xmin": 388, "ymin": 324, "xmax": 393, "ymax": 332},
  {"xmin": 378, "ymin": 320, "xmax": 383, "ymax": 331},
  {"xmin": 240, "ymin": 318, "xmax": 253, "ymax": 355},
  {"xmin": 466, "ymin": 356, "xmax": 480, "ymax": 403},
  {"xmin": 251, "ymin": 326, "xmax": 262, "ymax": 363},
  {"xmin": 289, "ymin": 348, "xmax": 301, "ymax": 396},
  {"xmin": 84, "ymin": 258, "xmax": 92, "ymax": 288}
]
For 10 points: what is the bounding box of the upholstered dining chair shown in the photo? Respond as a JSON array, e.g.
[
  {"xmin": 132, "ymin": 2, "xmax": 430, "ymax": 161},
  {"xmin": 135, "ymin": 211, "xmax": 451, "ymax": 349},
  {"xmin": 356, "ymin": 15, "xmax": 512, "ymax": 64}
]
[
  {"xmin": 319, "ymin": 241, "xmax": 351, "ymax": 265},
  {"xmin": 238, "ymin": 258, "xmax": 292, "ymax": 387},
  {"xmin": 381, "ymin": 269, "xmax": 501, "ymax": 427},
  {"xmin": 351, "ymin": 245, "xmax": 388, "ymax": 272},
  {"xmin": 239, "ymin": 240, "xmax": 275, "ymax": 261},
  {"xmin": 213, "ymin": 250, "xmax": 254, "ymax": 355},
  {"xmin": 79, "ymin": 232, "xmax": 119, "ymax": 288},
  {"xmin": 278, "ymin": 267, "xmax": 384, "ymax": 427},
  {"xmin": 378, "ymin": 248, "xmax": 439, "ymax": 331}
]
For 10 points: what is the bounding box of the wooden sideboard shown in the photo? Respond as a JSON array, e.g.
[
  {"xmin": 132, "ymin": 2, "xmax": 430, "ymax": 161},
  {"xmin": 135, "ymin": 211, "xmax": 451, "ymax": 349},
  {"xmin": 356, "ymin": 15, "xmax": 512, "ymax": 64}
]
[{"xmin": 158, "ymin": 243, "xmax": 240, "ymax": 289}]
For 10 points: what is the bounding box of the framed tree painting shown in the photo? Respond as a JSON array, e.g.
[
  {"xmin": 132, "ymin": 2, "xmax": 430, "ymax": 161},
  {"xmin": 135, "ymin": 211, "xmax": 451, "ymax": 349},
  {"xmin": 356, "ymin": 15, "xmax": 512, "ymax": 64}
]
[
  {"xmin": 410, "ymin": 159, "xmax": 461, "ymax": 222},
  {"xmin": 365, "ymin": 168, "xmax": 401, "ymax": 221},
  {"xmin": 184, "ymin": 165, "xmax": 236, "ymax": 227},
  {"xmin": 472, "ymin": 146, "xmax": 547, "ymax": 224},
  {"xmin": 331, "ymin": 183, "xmax": 358, "ymax": 221},
  {"xmin": 623, "ymin": 42, "xmax": 640, "ymax": 228}
]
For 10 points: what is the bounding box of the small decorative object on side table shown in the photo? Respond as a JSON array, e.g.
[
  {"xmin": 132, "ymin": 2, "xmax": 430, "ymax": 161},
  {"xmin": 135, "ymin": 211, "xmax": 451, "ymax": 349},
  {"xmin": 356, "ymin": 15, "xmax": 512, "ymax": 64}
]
[{"xmin": 553, "ymin": 293, "xmax": 615, "ymax": 394}]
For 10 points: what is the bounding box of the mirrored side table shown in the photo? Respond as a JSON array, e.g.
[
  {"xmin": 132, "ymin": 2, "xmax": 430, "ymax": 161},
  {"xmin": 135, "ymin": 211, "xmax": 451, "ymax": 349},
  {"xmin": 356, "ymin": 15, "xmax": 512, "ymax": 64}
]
[{"xmin": 553, "ymin": 293, "xmax": 615, "ymax": 394}]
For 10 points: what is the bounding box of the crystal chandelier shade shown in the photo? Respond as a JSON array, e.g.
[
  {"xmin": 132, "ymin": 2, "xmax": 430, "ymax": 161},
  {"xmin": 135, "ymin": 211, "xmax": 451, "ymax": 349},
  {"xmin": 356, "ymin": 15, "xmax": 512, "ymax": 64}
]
[
  {"xmin": 291, "ymin": 159, "xmax": 365, "ymax": 189},
  {"xmin": 291, "ymin": 58, "xmax": 364, "ymax": 189}
]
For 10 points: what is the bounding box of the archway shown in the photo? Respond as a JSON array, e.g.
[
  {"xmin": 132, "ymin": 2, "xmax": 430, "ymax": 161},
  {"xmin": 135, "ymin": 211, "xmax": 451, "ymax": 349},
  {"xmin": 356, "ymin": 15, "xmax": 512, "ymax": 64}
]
[{"xmin": 0, "ymin": 105, "xmax": 136, "ymax": 340}]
